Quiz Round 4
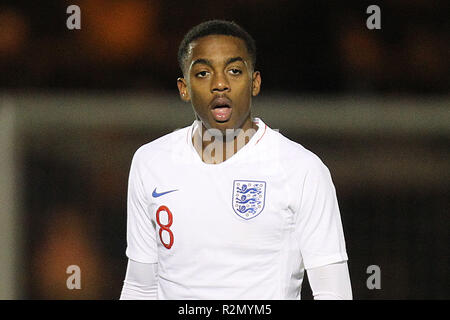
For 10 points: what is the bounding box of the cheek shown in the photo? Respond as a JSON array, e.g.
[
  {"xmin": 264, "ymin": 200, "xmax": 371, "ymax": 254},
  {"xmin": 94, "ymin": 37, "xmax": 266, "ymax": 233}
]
[
  {"xmin": 190, "ymin": 91, "xmax": 206, "ymax": 105},
  {"xmin": 237, "ymin": 78, "xmax": 253, "ymax": 96},
  {"xmin": 189, "ymin": 90, "xmax": 210, "ymax": 116},
  {"xmin": 234, "ymin": 84, "xmax": 253, "ymax": 109}
]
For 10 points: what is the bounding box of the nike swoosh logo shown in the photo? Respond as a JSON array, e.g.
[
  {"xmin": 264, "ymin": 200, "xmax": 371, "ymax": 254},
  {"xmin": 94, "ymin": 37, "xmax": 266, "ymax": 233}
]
[{"xmin": 152, "ymin": 188, "xmax": 178, "ymax": 198}]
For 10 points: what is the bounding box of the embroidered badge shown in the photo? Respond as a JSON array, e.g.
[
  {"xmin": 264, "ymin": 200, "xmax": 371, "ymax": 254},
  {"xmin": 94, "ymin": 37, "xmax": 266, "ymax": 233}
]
[{"xmin": 232, "ymin": 180, "xmax": 266, "ymax": 220}]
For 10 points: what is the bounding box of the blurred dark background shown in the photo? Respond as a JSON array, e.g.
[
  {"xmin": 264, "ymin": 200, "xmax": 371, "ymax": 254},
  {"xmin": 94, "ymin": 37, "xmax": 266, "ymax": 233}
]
[
  {"xmin": 0, "ymin": 0, "xmax": 448, "ymax": 299},
  {"xmin": 1, "ymin": 0, "xmax": 449, "ymax": 93}
]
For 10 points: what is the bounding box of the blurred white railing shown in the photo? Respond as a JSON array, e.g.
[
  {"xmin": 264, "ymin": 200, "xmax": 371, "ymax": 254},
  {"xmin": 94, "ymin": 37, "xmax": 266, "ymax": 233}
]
[{"xmin": 4, "ymin": 92, "xmax": 449, "ymax": 136}]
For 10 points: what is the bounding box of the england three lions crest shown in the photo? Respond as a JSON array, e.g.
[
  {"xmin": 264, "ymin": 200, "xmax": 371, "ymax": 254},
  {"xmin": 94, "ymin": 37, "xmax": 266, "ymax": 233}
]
[{"xmin": 232, "ymin": 180, "xmax": 266, "ymax": 220}]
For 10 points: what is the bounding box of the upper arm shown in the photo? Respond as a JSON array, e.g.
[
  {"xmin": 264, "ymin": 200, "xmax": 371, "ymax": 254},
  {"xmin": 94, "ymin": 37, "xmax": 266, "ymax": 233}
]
[
  {"xmin": 294, "ymin": 157, "xmax": 348, "ymax": 269},
  {"xmin": 125, "ymin": 148, "xmax": 158, "ymax": 263}
]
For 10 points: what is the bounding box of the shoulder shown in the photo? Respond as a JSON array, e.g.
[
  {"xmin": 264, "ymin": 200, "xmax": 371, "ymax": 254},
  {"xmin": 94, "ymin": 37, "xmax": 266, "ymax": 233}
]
[
  {"xmin": 265, "ymin": 126, "xmax": 329, "ymax": 175},
  {"xmin": 132, "ymin": 126, "xmax": 190, "ymax": 166}
]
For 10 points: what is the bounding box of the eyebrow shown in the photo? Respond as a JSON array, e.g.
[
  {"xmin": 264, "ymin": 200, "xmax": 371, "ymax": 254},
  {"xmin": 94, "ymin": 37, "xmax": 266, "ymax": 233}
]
[{"xmin": 191, "ymin": 56, "xmax": 245, "ymax": 68}]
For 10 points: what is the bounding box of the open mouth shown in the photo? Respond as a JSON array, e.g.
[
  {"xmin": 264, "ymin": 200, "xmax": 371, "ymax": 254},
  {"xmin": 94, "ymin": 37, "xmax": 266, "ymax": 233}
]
[
  {"xmin": 211, "ymin": 104, "xmax": 232, "ymax": 122},
  {"xmin": 210, "ymin": 97, "xmax": 233, "ymax": 122}
]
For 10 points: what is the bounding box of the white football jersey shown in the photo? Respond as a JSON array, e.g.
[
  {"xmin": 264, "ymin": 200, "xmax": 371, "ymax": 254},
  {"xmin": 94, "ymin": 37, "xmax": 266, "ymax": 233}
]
[{"xmin": 125, "ymin": 118, "xmax": 348, "ymax": 299}]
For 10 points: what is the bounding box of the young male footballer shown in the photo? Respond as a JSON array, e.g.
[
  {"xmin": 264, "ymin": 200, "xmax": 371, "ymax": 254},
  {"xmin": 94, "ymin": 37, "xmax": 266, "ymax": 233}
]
[{"xmin": 120, "ymin": 20, "xmax": 352, "ymax": 300}]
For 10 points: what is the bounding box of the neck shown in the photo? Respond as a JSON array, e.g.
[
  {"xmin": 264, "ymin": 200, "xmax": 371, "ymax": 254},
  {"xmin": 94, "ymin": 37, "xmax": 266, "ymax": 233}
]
[{"xmin": 192, "ymin": 118, "xmax": 258, "ymax": 164}]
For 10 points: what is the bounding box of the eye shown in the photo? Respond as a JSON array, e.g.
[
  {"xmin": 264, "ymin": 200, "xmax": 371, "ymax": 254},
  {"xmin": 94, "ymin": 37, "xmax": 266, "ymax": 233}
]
[
  {"xmin": 195, "ymin": 71, "xmax": 209, "ymax": 78},
  {"xmin": 229, "ymin": 68, "xmax": 242, "ymax": 75}
]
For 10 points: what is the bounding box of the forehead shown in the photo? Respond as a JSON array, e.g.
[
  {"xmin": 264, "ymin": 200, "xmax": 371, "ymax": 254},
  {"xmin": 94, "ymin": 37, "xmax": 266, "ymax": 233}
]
[{"xmin": 187, "ymin": 35, "xmax": 249, "ymax": 64}]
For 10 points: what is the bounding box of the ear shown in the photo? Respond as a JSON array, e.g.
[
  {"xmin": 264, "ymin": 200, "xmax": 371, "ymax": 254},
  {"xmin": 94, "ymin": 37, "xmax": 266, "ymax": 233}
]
[
  {"xmin": 251, "ymin": 71, "xmax": 261, "ymax": 96},
  {"xmin": 177, "ymin": 77, "xmax": 191, "ymax": 102}
]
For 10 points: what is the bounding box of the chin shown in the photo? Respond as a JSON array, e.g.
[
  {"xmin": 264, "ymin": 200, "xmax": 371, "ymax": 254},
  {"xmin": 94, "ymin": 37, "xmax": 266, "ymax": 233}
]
[
  {"xmin": 202, "ymin": 120, "xmax": 235, "ymax": 136},
  {"xmin": 215, "ymin": 120, "xmax": 238, "ymax": 129}
]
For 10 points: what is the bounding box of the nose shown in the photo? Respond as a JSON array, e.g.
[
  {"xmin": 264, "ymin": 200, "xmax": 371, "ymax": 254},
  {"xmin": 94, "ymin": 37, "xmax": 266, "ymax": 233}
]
[{"xmin": 211, "ymin": 72, "xmax": 230, "ymax": 93}]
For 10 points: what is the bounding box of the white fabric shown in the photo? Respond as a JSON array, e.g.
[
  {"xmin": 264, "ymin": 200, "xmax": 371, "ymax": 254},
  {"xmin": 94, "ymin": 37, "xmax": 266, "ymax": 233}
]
[
  {"xmin": 119, "ymin": 259, "xmax": 353, "ymax": 300},
  {"xmin": 124, "ymin": 118, "xmax": 349, "ymax": 299},
  {"xmin": 119, "ymin": 259, "xmax": 158, "ymax": 300},
  {"xmin": 307, "ymin": 261, "xmax": 353, "ymax": 300}
]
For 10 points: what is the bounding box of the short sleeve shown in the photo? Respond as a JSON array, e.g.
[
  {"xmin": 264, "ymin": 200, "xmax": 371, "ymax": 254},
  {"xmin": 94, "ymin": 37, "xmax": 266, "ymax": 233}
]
[
  {"xmin": 295, "ymin": 157, "xmax": 348, "ymax": 270},
  {"xmin": 125, "ymin": 148, "xmax": 158, "ymax": 263}
]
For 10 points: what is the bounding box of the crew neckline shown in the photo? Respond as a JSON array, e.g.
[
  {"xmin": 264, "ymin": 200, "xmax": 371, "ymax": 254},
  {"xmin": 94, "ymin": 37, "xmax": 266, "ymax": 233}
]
[{"xmin": 186, "ymin": 118, "xmax": 267, "ymax": 167}]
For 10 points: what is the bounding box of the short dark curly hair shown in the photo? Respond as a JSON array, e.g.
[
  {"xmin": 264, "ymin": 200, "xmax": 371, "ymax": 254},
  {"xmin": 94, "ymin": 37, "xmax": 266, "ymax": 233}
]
[{"xmin": 177, "ymin": 20, "xmax": 256, "ymax": 75}]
